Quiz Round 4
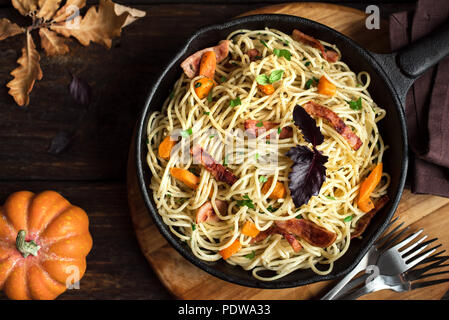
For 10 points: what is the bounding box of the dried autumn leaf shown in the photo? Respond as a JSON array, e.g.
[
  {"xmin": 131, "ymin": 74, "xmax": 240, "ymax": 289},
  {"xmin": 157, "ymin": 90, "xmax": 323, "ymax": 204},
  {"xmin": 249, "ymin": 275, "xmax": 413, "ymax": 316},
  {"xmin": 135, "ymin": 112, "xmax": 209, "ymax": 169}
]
[
  {"xmin": 36, "ymin": 0, "xmax": 62, "ymax": 21},
  {"xmin": 114, "ymin": 3, "xmax": 146, "ymax": 28},
  {"xmin": 0, "ymin": 18, "xmax": 24, "ymax": 41},
  {"xmin": 52, "ymin": 0, "xmax": 86, "ymax": 23},
  {"xmin": 39, "ymin": 28, "xmax": 69, "ymax": 56},
  {"xmin": 6, "ymin": 30, "xmax": 43, "ymax": 106},
  {"xmin": 11, "ymin": 0, "xmax": 38, "ymax": 16},
  {"xmin": 50, "ymin": 0, "xmax": 128, "ymax": 48}
]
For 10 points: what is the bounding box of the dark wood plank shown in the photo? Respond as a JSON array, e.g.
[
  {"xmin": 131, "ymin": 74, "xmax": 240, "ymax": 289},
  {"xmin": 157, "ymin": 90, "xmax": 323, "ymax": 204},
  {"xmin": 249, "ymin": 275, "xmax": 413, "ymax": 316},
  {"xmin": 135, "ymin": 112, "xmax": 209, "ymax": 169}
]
[
  {"xmin": 0, "ymin": 182, "xmax": 173, "ymax": 300},
  {"xmin": 0, "ymin": 4, "xmax": 260, "ymax": 181}
]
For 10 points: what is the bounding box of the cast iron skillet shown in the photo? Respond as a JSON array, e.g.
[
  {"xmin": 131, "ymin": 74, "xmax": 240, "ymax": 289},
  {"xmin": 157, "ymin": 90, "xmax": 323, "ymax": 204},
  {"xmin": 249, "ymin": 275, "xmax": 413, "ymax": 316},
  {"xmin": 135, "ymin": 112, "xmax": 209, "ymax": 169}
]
[{"xmin": 135, "ymin": 14, "xmax": 449, "ymax": 289}]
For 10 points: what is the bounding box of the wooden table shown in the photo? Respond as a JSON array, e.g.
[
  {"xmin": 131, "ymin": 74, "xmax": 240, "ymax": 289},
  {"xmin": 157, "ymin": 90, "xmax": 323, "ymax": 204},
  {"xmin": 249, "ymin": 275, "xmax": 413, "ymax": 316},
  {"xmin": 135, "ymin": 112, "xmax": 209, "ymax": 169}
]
[{"xmin": 0, "ymin": 0, "xmax": 433, "ymax": 300}]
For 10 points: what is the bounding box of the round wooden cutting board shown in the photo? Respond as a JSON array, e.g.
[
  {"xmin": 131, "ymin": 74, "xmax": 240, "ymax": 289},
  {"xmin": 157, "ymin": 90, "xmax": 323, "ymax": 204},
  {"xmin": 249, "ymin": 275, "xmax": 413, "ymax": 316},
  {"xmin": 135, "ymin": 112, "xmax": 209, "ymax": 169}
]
[{"xmin": 127, "ymin": 2, "xmax": 449, "ymax": 300}]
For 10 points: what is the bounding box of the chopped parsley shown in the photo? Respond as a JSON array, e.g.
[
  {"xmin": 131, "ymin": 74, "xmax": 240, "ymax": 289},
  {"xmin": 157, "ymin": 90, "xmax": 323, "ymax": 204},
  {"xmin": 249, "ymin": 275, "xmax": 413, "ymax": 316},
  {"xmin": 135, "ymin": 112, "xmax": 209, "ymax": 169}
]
[
  {"xmin": 194, "ymin": 82, "xmax": 202, "ymax": 88},
  {"xmin": 169, "ymin": 91, "xmax": 175, "ymax": 99},
  {"xmin": 325, "ymin": 195, "xmax": 336, "ymax": 200},
  {"xmin": 209, "ymin": 135, "xmax": 215, "ymax": 139},
  {"xmin": 245, "ymin": 250, "xmax": 256, "ymax": 259},
  {"xmin": 344, "ymin": 215, "xmax": 353, "ymax": 222},
  {"xmin": 305, "ymin": 79, "xmax": 314, "ymax": 89},
  {"xmin": 267, "ymin": 205, "xmax": 277, "ymax": 213},
  {"xmin": 237, "ymin": 195, "xmax": 255, "ymax": 209},
  {"xmin": 230, "ymin": 96, "xmax": 241, "ymax": 107},
  {"xmin": 348, "ymin": 97, "xmax": 363, "ymax": 110},
  {"xmin": 260, "ymin": 39, "xmax": 268, "ymax": 48},
  {"xmin": 191, "ymin": 222, "xmax": 196, "ymax": 231},
  {"xmin": 207, "ymin": 89, "xmax": 213, "ymax": 102},
  {"xmin": 296, "ymin": 214, "xmax": 303, "ymax": 219},
  {"xmin": 259, "ymin": 176, "xmax": 268, "ymax": 183},
  {"xmin": 180, "ymin": 128, "xmax": 193, "ymax": 138},
  {"xmin": 255, "ymin": 121, "xmax": 264, "ymax": 127},
  {"xmin": 220, "ymin": 76, "xmax": 227, "ymax": 83},
  {"xmin": 277, "ymin": 127, "xmax": 282, "ymax": 134},
  {"xmin": 304, "ymin": 61, "xmax": 311, "ymax": 67},
  {"xmin": 223, "ymin": 155, "xmax": 228, "ymax": 166},
  {"xmin": 203, "ymin": 111, "xmax": 210, "ymax": 115}
]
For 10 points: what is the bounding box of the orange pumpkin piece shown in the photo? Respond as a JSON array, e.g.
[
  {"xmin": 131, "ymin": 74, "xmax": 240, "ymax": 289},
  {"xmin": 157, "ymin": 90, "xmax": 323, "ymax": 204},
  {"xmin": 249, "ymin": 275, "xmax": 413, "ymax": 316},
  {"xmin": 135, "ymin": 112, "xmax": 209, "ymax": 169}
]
[
  {"xmin": 241, "ymin": 221, "xmax": 260, "ymax": 238},
  {"xmin": 317, "ymin": 76, "xmax": 337, "ymax": 96},
  {"xmin": 194, "ymin": 77, "xmax": 216, "ymax": 99},
  {"xmin": 357, "ymin": 163, "xmax": 383, "ymax": 212},
  {"xmin": 170, "ymin": 167, "xmax": 200, "ymax": 189},
  {"xmin": 0, "ymin": 191, "xmax": 92, "ymax": 300},
  {"xmin": 261, "ymin": 177, "xmax": 286, "ymax": 199},
  {"xmin": 257, "ymin": 84, "xmax": 275, "ymax": 95},
  {"xmin": 219, "ymin": 239, "xmax": 242, "ymax": 260},
  {"xmin": 158, "ymin": 135, "xmax": 178, "ymax": 160},
  {"xmin": 199, "ymin": 51, "xmax": 217, "ymax": 79}
]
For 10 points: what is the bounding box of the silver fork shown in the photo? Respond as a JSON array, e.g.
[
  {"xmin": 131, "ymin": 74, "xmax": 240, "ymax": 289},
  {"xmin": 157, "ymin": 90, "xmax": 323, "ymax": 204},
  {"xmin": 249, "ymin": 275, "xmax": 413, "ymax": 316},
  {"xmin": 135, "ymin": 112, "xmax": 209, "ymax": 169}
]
[
  {"xmin": 322, "ymin": 218, "xmax": 435, "ymax": 300},
  {"xmin": 339, "ymin": 254, "xmax": 449, "ymax": 299},
  {"xmin": 322, "ymin": 217, "xmax": 401, "ymax": 300}
]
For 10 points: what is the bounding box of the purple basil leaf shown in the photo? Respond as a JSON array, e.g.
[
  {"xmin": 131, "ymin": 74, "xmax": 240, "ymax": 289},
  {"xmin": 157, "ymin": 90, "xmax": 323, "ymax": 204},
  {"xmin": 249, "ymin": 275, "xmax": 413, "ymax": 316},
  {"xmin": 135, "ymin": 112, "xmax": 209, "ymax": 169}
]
[
  {"xmin": 286, "ymin": 145, "xmax": 328, "ymax": 207},
  {"xmin": 293, "ymin": 104, "xmax": 323, "ymax": 146},
  {"xmin": 69, "ymin": 74, "xmax": 91, "ymax": 106}
]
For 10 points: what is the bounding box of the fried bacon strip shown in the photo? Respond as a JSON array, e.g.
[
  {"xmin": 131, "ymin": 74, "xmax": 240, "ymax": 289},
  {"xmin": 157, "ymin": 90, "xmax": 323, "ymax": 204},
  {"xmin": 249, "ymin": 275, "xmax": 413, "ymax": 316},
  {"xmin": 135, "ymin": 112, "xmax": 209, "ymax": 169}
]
[
  {"xmin": 303, "ymin": 101, "xmax": 363, "ymax": 151},
  {"xmin": 180, "ymin": 40, "xmax": 230, "ymax": 78},
  {"xmin": 191, "ymin": 146, "xmax": 238, "ymax": 185},
  {"xmin": 292, "ymin": 29, "xmax": 339, "ymax": 63},
  {"xmin": 275, "ymin": 219, "xmax": 337, "ymax": 248},
  {"xmin": 196, "ymin": 199, "xmax": 228, "ymax": 224},
  {"xmin": 351, "ymin": 195, "xmax": 390, "ymax": 239},
  {"xmin": 250, "ymin": 226, "xmax": 302, "ymax": 252},
  {"xmin": 244, "ymin": 120, "xmax": 293, "ymax": 139}
]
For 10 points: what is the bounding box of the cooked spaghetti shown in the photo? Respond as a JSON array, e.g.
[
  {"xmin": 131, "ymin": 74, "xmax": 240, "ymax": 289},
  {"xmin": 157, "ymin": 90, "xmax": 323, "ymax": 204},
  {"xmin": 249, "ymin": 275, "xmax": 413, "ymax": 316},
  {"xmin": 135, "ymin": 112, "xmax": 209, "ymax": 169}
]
[{"xmin": 145, "ymin": 28, "xmax": 390, "ymax": 281}]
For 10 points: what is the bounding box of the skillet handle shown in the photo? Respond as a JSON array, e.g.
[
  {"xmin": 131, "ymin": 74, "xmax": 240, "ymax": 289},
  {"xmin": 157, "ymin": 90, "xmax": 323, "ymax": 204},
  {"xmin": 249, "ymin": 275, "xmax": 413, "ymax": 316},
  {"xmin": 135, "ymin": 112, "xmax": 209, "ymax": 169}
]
[
  {"xmin": 397, "ymin": 22, "xmax": 449, "ymax": 78},
  {"xmin": 370, "ymin": 22, "xmax": 449, "ymax": 107}
]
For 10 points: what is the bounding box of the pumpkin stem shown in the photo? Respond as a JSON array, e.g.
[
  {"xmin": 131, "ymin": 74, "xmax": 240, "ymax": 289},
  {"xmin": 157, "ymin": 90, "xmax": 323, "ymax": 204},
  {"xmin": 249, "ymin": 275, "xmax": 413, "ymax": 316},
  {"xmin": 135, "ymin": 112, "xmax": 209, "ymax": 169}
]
[{"xmin": 16, "ymin": 230, "xmax": 40, "ymax": 258}]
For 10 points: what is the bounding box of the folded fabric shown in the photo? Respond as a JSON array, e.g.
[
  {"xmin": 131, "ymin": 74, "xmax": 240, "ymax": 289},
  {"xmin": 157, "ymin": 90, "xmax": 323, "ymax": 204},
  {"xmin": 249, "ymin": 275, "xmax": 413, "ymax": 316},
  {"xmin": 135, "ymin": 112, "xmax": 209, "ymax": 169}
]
[{"xmin": 389, "ymin": 0, "xmax": 449, "ymax": 197}]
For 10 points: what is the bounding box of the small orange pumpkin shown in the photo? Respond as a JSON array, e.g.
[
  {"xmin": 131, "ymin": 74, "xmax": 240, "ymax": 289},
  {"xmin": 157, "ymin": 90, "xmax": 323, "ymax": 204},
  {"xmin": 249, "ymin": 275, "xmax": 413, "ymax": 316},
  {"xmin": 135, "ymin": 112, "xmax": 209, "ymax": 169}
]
[{"xmin": 0, "ymin": 191, "xmax": 93, "ymax": 300}]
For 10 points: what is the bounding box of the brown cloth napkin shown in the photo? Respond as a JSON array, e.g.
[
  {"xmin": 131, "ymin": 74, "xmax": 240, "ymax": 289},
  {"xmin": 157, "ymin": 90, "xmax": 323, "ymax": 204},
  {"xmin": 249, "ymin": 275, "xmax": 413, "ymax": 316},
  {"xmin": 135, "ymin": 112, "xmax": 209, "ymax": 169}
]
[{"xmin": 389, "ymin": 0, "xmax": 449, "ymax": 198}]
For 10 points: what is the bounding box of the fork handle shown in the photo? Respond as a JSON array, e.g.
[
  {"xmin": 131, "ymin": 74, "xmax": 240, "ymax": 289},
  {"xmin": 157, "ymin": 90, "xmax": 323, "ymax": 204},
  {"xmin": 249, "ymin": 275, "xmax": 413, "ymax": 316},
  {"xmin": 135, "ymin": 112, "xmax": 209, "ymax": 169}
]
[{"xmin": 320, "ymin": 263, "xmax": 366, "ymax": 300}]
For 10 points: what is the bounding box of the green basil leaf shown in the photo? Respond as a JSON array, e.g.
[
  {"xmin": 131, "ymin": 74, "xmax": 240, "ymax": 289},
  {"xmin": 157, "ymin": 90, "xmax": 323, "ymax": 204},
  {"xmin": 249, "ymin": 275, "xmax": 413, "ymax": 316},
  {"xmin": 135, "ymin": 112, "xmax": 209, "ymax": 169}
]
[
  {"xmin": 256, "ymin": 74, "xmax": 269, "ymax": 85},
  {"xmin": 269, "ymin": 69, "xmax": 284, "ymax": 84}
]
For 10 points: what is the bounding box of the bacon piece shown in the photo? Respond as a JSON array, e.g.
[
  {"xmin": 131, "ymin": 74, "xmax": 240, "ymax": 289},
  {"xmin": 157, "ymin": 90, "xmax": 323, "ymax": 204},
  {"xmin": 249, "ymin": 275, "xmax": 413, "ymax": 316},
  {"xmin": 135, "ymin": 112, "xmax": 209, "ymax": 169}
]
[
  {"xmin": 196, "ymin": 200, "xmax": 228, "ymax": 224},
  {"xmin": 180, "ymin": 40, "xmax": 230, "ymax": 78},
  {"xmin": 292, "ymin": 29, "xmax": 339, "ymax": 63},
  {"xmin": 276, "ymin": 228, "xmax": 303, "ymax": 252},
  {"xmin": 303, "ymin": 101, "xmax": 363, "ymax": 150},
  {"xmin": 250, "ymin": 226, "xmax": 302, "ymax": 252},
  {"xmin": 247, "ymin": 48, "xmax": 261, "ymax": 61},
  {"xmin": 351, "ymin": 195, "xmax": 390, "ymax": 239},
  {"xmin": 250, "ymin": 227, "xmax": 275, "ymax": 243},
  {"xmin": 275, "ymin": 219, "xmax": 337, "ymax": 248},
  {"xmin": 191, "ymin": 146, "xmax": 238, "ymax": 186},
  {"xmin": 244, "ymin": 120, "xmax": 293, "ymax": 139}
]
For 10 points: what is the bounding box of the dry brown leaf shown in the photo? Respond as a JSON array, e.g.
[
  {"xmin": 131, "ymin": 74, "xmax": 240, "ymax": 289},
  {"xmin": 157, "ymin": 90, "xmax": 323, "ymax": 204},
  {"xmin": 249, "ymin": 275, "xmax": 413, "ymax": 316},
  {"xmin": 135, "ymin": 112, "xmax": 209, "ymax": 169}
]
[
  {"xmin": 6, "ymin": 30, "xmax": 43, "ymax": 106},
  {"xmin": 39, "ymin": 28, "xmax": 69, "ymax": 56},
  {"xmin": 36, "ymin": 0, "xmax": 62, "ymax": 21},
  {"xmin": 11, "ymin": 0, "xmax": 39, "ymax": 16},
  {"xmin": 0, "ymin": 18, "xmax": 25, "ymax": 41},
  {"xmin": 51, "ymin": 0, "xmax": 128, "ymax": 48},
  {"xmin": 114, "ymin": 3, "xmax": 146, "ymax": 28},
  {"xmin": 52, "ymin": 0, "xmax": 86, "ymax": 23}
]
